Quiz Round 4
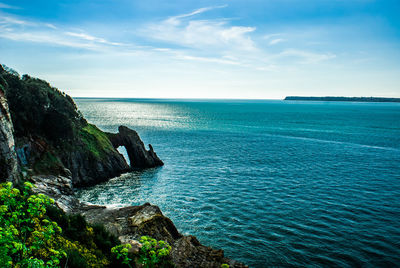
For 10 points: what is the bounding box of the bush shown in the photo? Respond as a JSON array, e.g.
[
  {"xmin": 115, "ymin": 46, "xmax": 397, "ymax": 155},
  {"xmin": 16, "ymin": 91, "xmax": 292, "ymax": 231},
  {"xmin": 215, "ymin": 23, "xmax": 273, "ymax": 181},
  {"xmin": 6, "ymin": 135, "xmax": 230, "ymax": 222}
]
[
  {"xmin": 0, "ymin": 181, "xmax": 65, "ymax": 267},
  {"xmin": 0, "ymin": 182, "xmax": 120, "ymax": 267},
  {"xmin": 111, "ymin": 236, "xmax": 174, "ymax": 268},
  {"xmin": 0, "ymin": 181, "xmax": 174, "ymax": 267},
  {"xmin": 137, "ymin": 236, "xmax": 173, "ymax": 267}
]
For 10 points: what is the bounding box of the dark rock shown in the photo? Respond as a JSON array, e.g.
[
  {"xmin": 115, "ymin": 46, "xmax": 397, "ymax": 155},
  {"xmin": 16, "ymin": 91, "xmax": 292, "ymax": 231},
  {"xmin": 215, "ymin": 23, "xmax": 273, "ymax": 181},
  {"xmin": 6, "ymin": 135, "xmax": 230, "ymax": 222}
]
[
  {"xmin": 0, "ymin": 79, "xmax": 19, "ymax": 182},
  {"xmin": 61, "ymin": 149, "xmax": 129, "ymax": 187},
  {"xmin": 30, "ymin": 174, "xmax": 248, "ymax": 267},
  {"xmin": 80, "ymin": 203, "xmax": 247, "ymax": 268},
  {"xmin": 1, "ymin": 65, "xmax": 246, "ymax": 267},
  {"xmin": 108, "ymin": 126, "xmax": 164, "ymax": 169}
]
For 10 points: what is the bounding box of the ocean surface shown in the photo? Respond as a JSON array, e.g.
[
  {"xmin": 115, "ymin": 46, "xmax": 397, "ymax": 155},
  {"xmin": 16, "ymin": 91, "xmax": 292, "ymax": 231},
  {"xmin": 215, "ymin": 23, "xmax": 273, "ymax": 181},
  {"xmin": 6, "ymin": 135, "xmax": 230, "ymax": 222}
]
[{"xmin": 74, "ymin": 98, "xmax": 400, "ymax": 267}]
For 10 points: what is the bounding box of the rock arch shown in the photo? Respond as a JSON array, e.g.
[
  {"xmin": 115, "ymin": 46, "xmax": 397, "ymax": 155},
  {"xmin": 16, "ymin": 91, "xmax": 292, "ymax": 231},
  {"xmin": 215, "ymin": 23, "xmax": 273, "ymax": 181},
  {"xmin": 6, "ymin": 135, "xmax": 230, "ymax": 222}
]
[{"xmin": 107, "ymin": 126, "xmax": 163, "ymax": 169}]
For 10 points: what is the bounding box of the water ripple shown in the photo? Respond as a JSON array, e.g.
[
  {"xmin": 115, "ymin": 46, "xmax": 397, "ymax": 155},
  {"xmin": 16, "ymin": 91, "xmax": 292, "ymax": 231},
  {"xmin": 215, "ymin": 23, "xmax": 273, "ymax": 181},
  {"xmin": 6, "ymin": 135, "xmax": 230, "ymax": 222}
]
[{"xmin": 75, "ymin": 99, "xmax": 400, "ymax": 267}]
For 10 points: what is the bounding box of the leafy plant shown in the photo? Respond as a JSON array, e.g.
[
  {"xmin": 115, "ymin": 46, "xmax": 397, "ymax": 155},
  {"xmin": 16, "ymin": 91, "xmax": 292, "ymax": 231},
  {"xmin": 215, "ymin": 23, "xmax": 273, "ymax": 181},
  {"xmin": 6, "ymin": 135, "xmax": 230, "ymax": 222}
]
[
  {"xmin": 111, "ymin": 244, "xmax": 132, "ymax": 267},
  {"xmin": 0, "ymin": 181, "xmax": 175, "ymax": 268},
  {"xmin": 138, "ymin": 236, "xmax": 173, "ymax": 267},
  {"xmin": 0, "ymin": 181, "xmax": 65, "ymax": 267},
  {"xmin": 0, "ymin": 182, "xmax": 120, "ymax": 267}
]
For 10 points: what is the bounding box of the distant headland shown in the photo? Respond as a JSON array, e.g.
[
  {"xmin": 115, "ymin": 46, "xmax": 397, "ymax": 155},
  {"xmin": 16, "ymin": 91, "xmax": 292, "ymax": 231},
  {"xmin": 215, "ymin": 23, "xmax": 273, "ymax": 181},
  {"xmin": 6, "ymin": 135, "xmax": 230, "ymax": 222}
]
[{"xmin": 284, "ymin": 96, "xmax": 400, "ymax": 103}]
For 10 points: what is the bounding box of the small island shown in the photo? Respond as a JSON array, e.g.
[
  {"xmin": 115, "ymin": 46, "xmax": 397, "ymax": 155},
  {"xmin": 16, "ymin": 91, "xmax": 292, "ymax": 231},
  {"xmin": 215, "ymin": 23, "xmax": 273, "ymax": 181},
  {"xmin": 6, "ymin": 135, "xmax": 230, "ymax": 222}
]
[{"xmin": 284, "ymin": 96, "xmax": 400, "ymax": 103}]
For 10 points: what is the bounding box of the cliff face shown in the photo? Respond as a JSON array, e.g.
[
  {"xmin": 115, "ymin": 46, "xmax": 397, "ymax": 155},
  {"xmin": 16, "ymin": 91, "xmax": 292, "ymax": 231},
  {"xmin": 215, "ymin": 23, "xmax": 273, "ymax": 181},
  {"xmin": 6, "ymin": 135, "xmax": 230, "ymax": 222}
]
[
  {"xmin": 0, "ymin": 66, "xmax": 19, "ymax": 182},
  {"xmin": 0, "ymin": 65, "xmax": 162, "ymax": 186},
  {"xmin": 0, "ymin": 64, "xmax": 247, "ymax": 267}
]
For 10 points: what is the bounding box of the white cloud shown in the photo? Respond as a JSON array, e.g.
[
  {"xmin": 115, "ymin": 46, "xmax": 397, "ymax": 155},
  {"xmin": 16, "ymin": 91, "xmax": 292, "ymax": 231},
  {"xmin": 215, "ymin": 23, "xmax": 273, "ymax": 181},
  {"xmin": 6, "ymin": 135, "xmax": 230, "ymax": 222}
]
[
  {"xmin": 140, "ymin": 7, "xmax": 339, "ymax": 70},
  {"xmin": 166, "ymin": 5, "xmax": 228, "ymax": 25},
  {"xmin": 263, "ymin": 33, "xmax": 283, "ymax": 40},
  {"xmin": 0, "ymin": 3, "xmax": 19, "ymax": 9},
  {"xmin": 45, "ymin": 23, "xmax": 57, "ymax": 29},
  {"xmin": 269, "ymin": 38, "xmax": 285, "ymax": 45},
  {"xmin": 0, "ymin": 15, "xmax": 32, "ymax": 25},
  {"xmin": 277, "ymin": 49, "xmax": 336, "ymax": 63},
  {"xmin": 65, "ymin": 32, "xmax": 124, "ymax": 46},
  {"xmin": 177, "ymin": 54, "xmax": 240, "ymax": 65},
  {"xmin": 0, "ymin": 5, "xmax": 338, "ymax": 74},
  {"xmin": 144, "ymin": 6, "xmax": 257, "ymax": 52},
  {"xmin": 0, "ymin": 14, "xmax": 125, "ymax": 50},
  {"xmin": 0, "ymin": 31, "xmax": 100, "ymax": 49}
]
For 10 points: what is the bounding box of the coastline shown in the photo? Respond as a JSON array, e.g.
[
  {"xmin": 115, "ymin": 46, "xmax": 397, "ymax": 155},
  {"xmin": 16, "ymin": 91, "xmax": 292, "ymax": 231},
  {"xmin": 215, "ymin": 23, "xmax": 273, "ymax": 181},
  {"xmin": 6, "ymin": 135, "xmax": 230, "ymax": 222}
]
[
  {"xmin": 284, "ymin": 96, "xmax": 400, "ymax": 103},
  {"xmin": 0, "ymin": 65, "xmax": 247, "ymax": 267}
]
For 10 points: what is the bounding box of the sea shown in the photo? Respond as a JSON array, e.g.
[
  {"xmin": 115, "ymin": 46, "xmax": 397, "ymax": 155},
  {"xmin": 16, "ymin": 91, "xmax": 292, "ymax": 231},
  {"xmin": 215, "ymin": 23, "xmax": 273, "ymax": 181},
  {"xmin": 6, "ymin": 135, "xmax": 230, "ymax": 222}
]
[{"xmin": 74, "ymin": 98, "xmax": 400, "ymax": 267}]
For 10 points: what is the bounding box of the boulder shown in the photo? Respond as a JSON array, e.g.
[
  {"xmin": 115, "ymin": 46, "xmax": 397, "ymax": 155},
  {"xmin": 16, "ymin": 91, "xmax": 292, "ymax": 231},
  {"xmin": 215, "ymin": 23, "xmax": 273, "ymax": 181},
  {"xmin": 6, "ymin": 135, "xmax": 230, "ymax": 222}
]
[
  {"xmin": 80, "ymin": 203, "xmax": 247, "ymax": 268},
  {"xmin": 29, "ymin": 174, "xmax": 79, "ymax": 213}
]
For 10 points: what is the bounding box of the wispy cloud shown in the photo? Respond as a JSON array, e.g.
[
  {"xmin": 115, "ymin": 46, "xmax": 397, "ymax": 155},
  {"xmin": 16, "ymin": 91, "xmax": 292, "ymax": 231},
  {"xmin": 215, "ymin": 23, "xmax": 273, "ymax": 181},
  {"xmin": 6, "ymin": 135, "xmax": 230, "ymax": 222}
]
[
  {"xmin": 0, "ymin": 15, "xmax": 32, "ymax": 25},
  {"xmin": 144, "ymin": 6, "xmax": 257, "ymax": 52},
  {"xmin": 177, "ymin": 54, "xmax": 240, "ymax": 65},
  {"xmin": 269, "ymin": 38, "xmax": 285, "ymax": 45},
  {"xmin": 0, "ymin": 5, "xmax": 337, "ymax": 72},
  {"xmin": 65, "ymin": 32, "xmax": 124, "ymax": 46},
  {"xmin": 0, "ymin": 14, "xmax": 125, "ymax": 50},
  {"xmin": 277, "ymin": 49, "xmax": 336, "ymax": 63},
  {"xmin": 0, "ymin": 2, "xmax": 20, "ymax": 9},
  {"xmin": 139, "ymin": 7, "xmax": 339, "ymax": 70},
  {"xmin": 168, "ymin": 5, "xmax": 227, "ymax": 21},
  {"xmin": 45, "ymin": 23, "xmax": 57, "ymax": 29}
]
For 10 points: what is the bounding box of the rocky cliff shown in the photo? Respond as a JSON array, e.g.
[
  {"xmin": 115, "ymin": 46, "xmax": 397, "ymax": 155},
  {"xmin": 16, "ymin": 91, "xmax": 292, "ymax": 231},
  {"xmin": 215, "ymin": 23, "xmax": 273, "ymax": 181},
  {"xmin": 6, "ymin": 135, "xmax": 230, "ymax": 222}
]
[
  {"xmin": 0, "ymin": 65, "xmax": 19, "ymax": 182},
  {"xmin": 0, "ymin": 64, "xmax": 247, "ymax": 267},
  {"xmin": 0, "ymin": 65, "xmax": 162, "ymax": 186},
  {"xmin": 29, "ymin": 175, "xmax": 247, "ymax": 267},
  {"xmin": 107, "ymin": 126, "xmax": 164, "ymax": 168}
]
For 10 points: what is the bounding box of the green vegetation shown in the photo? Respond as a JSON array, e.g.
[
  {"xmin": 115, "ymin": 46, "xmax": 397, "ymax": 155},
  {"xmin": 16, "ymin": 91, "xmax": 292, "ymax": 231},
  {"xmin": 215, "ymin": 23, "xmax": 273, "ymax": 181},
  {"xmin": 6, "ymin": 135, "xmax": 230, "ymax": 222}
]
[
  {"xmin": 110, "ymin": 237, "xmax": 174, "ymax": 268},
  {"xmin": 111, "ymin": 244, "xmax": 132, "ymax": 267},
  {"xmin": 221, "ymin": 264, "xmax": 230, "ymax": 268},
  {"xmin": 1, "ymin": 66, "xmax": 83, "ymax": 140},
  {"xmin": 0, "ymin": 182, "xmax": 172, "ymax": 267},
  {"xmin": 137, "ymin": 236, "xmax": 173, "ymax": 267},
  {"xmin": 0, "ymin": 64, "xmax": 120, "ymax": 177},
  {"xmin": 0, "ymin": 181, "xmax": 116, "ymax": 267},
  {"xmin": 80, "ymin": 124, "xmax": 115, "ymax": 159},
  {"xmin": 0, "ymin": 181, "xmax": 65, "ymax": 267}
]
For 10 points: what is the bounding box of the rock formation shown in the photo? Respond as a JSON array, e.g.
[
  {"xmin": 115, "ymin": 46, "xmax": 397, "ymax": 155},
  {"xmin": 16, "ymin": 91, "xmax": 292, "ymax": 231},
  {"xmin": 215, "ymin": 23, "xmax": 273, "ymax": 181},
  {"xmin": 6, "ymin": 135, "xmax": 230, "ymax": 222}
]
[
  {"xmin": 1, "ymin": 64, "xmax": 165, "ymax": 186},
  {"xmin": 1, "ymin": 64, "xmax": 248, "ymax": 267},
  {"xmin": 108, "ymin": 126, "xmax": 164, "ymax": 168},
  {"xmin": 29, "ymin": 175, "xmax": 247, "ymax": 268},
  {"xmin": 61, "ymin": 146, "xmax": 130, "ymax": 186},
  {"xmin": 0, "ymin": 68, "xmax": 19, "ymax": 182}
]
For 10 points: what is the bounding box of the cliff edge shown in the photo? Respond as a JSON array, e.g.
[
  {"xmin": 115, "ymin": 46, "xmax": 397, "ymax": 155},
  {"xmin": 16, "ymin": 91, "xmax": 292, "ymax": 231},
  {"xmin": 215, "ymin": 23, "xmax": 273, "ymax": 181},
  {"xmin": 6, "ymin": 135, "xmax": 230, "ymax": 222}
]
[
  {"xmin": 0, "ymin": 64, "xmax": 247, "ymax": 267},
  {"xmin": 0, "ymin": 65, "xmax": 162, "ymax": 186}
]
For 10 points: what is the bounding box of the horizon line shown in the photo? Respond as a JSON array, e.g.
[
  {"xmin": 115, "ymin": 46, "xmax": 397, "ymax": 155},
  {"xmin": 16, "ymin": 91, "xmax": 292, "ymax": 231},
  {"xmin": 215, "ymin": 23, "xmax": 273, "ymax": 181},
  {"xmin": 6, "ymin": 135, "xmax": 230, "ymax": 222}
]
[{"xmin": 72, "ymin": 97, "xmax": 285, "ymax": 100}]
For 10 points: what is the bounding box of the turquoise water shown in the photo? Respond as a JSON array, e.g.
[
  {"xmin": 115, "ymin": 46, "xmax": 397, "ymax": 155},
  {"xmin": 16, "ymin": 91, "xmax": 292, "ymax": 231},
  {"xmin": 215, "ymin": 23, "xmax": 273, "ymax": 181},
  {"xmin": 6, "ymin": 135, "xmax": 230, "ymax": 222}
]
[{"xmin": 75, "ymin": 99, "xmax": 400, "ymax": 267}]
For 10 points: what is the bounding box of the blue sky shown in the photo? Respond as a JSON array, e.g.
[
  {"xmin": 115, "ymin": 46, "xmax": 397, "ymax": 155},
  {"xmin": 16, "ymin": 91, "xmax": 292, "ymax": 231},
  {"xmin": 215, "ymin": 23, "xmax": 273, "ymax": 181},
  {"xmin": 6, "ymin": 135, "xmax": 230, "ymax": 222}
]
[{"xmin": 0, "ymin": 0, "xmax": 399, "ymax": 98}]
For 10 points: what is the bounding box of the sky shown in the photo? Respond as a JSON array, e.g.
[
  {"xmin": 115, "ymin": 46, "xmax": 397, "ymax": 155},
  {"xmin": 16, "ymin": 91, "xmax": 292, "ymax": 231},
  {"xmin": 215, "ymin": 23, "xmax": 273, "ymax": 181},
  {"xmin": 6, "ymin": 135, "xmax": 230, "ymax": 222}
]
[{"xmin": 0, "ymin": 0, "xmax": 399, "ymax": 99}]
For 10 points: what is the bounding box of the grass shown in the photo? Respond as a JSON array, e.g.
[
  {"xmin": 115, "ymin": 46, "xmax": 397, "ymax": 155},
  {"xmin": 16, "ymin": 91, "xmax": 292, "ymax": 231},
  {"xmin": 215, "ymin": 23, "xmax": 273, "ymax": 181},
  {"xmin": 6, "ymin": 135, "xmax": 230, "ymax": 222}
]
[{"xmin": 79, "ymin": 124, "xmax": 115, "ymax": 159}]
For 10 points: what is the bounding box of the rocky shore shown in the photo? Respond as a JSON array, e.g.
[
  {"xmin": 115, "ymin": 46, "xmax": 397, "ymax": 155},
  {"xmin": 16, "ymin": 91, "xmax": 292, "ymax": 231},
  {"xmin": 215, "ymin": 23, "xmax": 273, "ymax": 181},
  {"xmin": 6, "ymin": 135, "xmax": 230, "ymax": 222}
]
[
  {"xmin": 29, "ymin": 175, "xmax": 247, "ymax": 267},
  {"xmin": 0, "ymin": 64, "xmax": 247, "ymax": 267}
]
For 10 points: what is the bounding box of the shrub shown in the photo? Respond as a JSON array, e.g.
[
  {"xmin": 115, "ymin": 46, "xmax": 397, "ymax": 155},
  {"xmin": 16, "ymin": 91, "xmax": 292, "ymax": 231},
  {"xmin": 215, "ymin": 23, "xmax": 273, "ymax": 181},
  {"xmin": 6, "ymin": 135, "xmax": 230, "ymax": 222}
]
[
  {"xmin": 111, "ymin": 244, "xmax": 132, "ymax": 267},
  {"xmin": 137, "ymin": 236, "xmax": 173, "ymax": 267},
  {"xmin": 0, "ymin": 182, "xmax": 119, "ymax": 267},
  {"xmin": 0, "ymin": 181, "xmax": 65, "ymax": 267},
  {"xmin": 0, "ymin": 181, "xmax": 174, "ymax": 267}
]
